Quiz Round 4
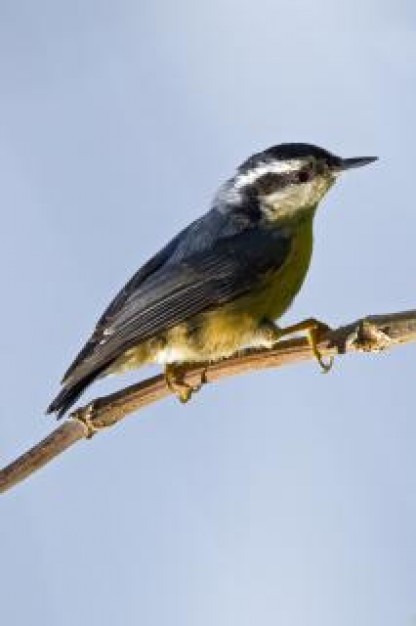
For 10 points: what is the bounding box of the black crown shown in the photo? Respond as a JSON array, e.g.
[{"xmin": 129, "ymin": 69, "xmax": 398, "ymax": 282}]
[{"xmin": 239, "ymin": 143, "xmax": 342, "ymax": 173}]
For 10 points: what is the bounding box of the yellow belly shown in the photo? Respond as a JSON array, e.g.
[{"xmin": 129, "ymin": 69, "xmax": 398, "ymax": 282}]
[{"xmin": 109, "ymin": 217, "xmax": 314, "ymax": 372}]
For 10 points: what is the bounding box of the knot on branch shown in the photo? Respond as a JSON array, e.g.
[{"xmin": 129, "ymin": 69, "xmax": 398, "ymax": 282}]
[
  {"xmin": 71, "ymin": 402, "xmax": 99, "ymax": 439},
  {"xmin": 351, "ymin": 319, "xmax": 392, "ymax": 352}
]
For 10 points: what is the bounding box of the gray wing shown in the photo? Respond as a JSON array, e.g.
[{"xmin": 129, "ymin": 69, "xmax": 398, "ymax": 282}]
[
  {"xmin": 61, "ymin": 223, "xmax": 190, "ymax": 382},
  {"xmin": 61, "ymin": 208, "xmax": 234, "ymax": 381},
  {"xmin": 62, "ymin": 207, "xmax": 253, "ymax": 382},
  {"xmin": 47, "ymin": 212, "xmax": 291, "ymax": 416},
  {"xmin": 67, "ymin": 225, "xmax": 290, "ymax": 383}
]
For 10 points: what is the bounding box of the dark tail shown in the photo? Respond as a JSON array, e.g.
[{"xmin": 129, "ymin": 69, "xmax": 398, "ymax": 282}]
[{"xmin": 46, "ymin": 369, "xmax": 103, "ymax": 419}]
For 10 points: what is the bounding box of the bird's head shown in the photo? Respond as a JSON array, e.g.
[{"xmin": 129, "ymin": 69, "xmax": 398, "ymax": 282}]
[{"xmin": 219, "ymin": 143, "xmax": 377, "ymax": 222}]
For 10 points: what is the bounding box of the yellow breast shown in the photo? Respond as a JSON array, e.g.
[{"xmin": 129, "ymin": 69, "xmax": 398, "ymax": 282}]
[
  {"xmin": 260, "ymin": 215, "xmax": 313, "ymax": 319},
  {"xmin": 172, "ymin": 214, "xmax": 315, "ymax": 362}
]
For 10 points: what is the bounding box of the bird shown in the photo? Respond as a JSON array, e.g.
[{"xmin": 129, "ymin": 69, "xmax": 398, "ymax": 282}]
[{"xmin": 47, "ymin": 142, "xmax": 377, "ymax": 419}]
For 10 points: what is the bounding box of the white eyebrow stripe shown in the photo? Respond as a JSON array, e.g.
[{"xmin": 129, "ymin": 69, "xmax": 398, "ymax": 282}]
[{"xmin": 235, "ymin": 159, "xmax": 304, "ymax": 188}]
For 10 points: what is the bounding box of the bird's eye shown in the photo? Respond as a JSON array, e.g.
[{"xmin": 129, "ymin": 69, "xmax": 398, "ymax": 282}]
[{"xmin": 298, "ymin": 168, "xmax": 312, "ymax": 183}]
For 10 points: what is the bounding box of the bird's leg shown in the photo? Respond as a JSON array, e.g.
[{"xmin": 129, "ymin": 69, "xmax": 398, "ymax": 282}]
[
  {"xmin": 278, "ymin": 318, "xmax": 333, "ymax": 372},
  {"xmin": 255, "ymin": 318, "xmax": 332, "ymax": 372},
  {"xmin": 164, "ymin": 363, "xmax": 206, "ymax": 404}
]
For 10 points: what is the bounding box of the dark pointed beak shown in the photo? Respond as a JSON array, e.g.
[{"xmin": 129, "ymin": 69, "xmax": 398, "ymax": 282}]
[{"xmin": 337, "ymin": 156, "xmax": 378, "ymax": 172}]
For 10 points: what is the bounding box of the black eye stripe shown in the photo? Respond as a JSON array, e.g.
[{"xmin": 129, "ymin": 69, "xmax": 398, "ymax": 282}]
[
  {"xmin": 254, "ymin": 172, "xmax": 288, "ymax": 194},
  {"xmin": 254, "ymin": 167, "xmax": 315, "ymax": 194}
]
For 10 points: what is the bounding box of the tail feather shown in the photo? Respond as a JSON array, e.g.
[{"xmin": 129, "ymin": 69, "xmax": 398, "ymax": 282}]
[{"xmin": 46, "ymin": 369, "xmax": 103, "ymax": 419}]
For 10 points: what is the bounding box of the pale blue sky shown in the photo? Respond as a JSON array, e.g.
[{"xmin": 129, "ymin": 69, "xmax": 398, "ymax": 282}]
[{"xmin": 1, "ymin": 1, "xmax": 415, "ymax": 625}]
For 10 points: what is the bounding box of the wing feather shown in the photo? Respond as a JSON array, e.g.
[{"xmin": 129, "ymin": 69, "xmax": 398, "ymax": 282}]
[{"xmin": 65, "ymin": 226, "xmax": 291, "ymax": 386}]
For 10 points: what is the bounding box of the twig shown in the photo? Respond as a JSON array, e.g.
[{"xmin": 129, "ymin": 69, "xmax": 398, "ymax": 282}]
[{"xmin": 1, "ymin": 310, "xmax": 415, "ymax": 494}]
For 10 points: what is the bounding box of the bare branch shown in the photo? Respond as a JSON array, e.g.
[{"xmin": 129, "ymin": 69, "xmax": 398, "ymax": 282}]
[{"xmin": 1, "ymin": 310, "xmax": 415, "ymax": 494}]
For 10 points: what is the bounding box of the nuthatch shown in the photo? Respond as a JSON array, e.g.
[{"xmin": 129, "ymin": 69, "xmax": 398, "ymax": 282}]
[{"xmin": 47, "ymin": 143, "xmax": 377, "ymax": 416}]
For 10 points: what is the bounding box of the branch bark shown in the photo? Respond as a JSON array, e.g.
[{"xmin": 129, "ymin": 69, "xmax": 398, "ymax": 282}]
[{"xmin": 1, "ymin": 309, "xmax": 415, "ymax": 494}]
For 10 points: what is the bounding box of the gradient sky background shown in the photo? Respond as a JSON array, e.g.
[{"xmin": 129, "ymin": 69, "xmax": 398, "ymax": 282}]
[{"xmin": 1, "ymin": 1, "xmax": 415, "ymax": 625}]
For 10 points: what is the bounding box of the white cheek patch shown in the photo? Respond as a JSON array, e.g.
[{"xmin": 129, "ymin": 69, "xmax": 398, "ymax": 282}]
[
  {"xmin": 235, "ymin": 159, "xmax": 304, "ymax": 189},
  {"xmin": 263, "ymin": 180, "xmax": 316, "ymax": 216}
]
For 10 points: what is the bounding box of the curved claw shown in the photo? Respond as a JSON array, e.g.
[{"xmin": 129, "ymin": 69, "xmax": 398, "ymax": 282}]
[
  {"xmin": 178, "ymin": 385, "xmax": 193, "ymax": 403},
  {"xmin": 308, "ymin": 321, "xmax": 334, "ymax": 374},
  {"xmin": 279, "ymin": 318, "xmax": 334, "ymax": 374},
  {"xmin": 317, "ymin": 353, "xmax": 334, "ymax": 373}
]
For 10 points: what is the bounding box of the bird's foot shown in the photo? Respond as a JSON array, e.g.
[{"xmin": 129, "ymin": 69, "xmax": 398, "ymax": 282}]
[
  {"xmin": 71, "ymin": 402, "xmax": 102, "ymax": 439},
  {"xmin": 279, "ymin": 318, "xmax": 333, "ymax": 372},
  {"xmin": 164, "ymin": 364, "xmax": 206, "ymax": 404}
]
